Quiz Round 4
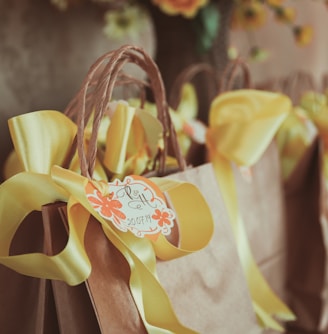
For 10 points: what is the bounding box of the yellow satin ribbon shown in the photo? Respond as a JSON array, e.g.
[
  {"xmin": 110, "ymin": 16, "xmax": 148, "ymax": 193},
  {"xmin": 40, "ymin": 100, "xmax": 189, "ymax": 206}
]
[
  {"xmin": 300, "ymin": 91, "xmax": 328, "ymax": 182},
  {"xmin": 275, "ymin": 106, "xmax": 315, "ymax": 180},
  {"xmin": 4, "ymin": 109, "xmax": 108, "ymax": 181},
  {"xmin": 0, "ymin": 110, "xmax": 214, "ymax": 333},
  {"xmin": 206, "ymin": 89, "xmax": 296, "ymax": 331},
  {"xmin": 51, "ymin": 166, "xmax": 213, "ymax": 333},
  {"xmin": 103, "ymin": 102, "xmax": 162, "ymax": 178},
  {"xmin": 128, "ymin": 83, "xmax": 199, "ymax": 157}
]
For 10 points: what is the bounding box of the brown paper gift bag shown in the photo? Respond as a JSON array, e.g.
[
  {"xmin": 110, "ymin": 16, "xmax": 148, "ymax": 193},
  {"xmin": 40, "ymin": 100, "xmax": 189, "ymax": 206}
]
[
  {"xmin": 44, "ymin": 164, "xmax": 261, "ymax": 334},
  {"xmin": 158, "ymin": 163, "xmax": 261, "ymax": 334},
  {"xmin": 0, "ymin": 45, "xmax": 260, "ymax": 333},
  {"xmin": 260, "ymin": 71, "xmax": 328, "ymax": 333},
  {"xmin": 186, "ymin": 59, "xmax": 293, "ymax": 330},
  {"xmin": 232, "ymin": 142, "xmax": 289, "ymax": 334},
  {"xmin": 0, "ymin": 210, "xmax": 60, "ymax": 334},
  {"xmin": 57, "ymin": 45, "xmax": 260, "ymax": 333},
  {"xmin": 283, "ymin": 137, "xmax": 328, "ymax": 334}
]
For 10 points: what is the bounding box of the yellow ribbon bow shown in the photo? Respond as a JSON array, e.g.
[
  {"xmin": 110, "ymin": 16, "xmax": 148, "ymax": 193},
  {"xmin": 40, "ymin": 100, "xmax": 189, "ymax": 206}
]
[
  {"xmin": 206, "ymin": 89, "xmax": 296, "ymax": 331},
  {"xmin": 102, "ymin": 101, "xmax": 163, "ymax": 178},
  {"xmin": 275, "ymin": 106, "xmax": 316, "ymax": 180},
  {"xmin": 128, "ymin": 83, "xmax": 202, "ymax": 158},
  {"xmin": 0, "ymin": 110, "xmax": 214, "ymax": 333},
  {"xmin": 3, "ymin": 110, "xmax": 107, "ymax": 181}
]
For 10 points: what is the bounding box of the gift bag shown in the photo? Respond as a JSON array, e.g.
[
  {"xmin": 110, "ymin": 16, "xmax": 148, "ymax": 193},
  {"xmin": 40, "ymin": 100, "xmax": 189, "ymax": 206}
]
[
  {"xmin": 0, "ymin": 45, "xmax": 260, "ymax": 333},
  {"xmin": 161, "ymin": 58, "xmax": 296, "ymax": 332},
  {"xmin": 284, "ymin": 137, "xmax": 328, "ymax": 334},
  {"xmin": 273, "ymin": 76, "xmax": 328, "ymax": 333},
  {"xmin": 205, "ymin": 59, "xmax": 297, "ymax": 332},
  {"xmin": 232, "ymin": 142, "xmax": 290, "ymax": 334},
  {"xmin": 0, "ymin": 210, "xmax": 60, "ymax": 334}
]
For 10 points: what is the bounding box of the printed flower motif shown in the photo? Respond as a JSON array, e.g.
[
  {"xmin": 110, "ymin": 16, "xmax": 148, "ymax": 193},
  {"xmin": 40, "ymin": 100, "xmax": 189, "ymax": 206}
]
[
  {"xmin": 152, "ymin": 209, "xmax": 171, "ymax": 227},
  {"xmin": 88, "ymin": 190, "xmax": 126, "ymax": 223},
  {"xmin": 151, "ymin": 0, "xmax": 209, "ymax": 18},
  {"xmin": 293, "ymin": 25, "xmax": 313, "ymax": 46}
]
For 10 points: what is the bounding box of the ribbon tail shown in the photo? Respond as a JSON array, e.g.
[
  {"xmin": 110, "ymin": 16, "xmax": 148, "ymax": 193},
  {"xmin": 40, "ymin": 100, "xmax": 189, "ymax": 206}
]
[
  {"xmin": 210, "ymin": 152, "xmax": 295, "ymax": 330},
  {"xmin": 52, "ymin": 165, "xmax": 198, "ymax": 334},
  {"xmin": 101, "ymin": 226, "xmax": 198, "ymax": 334},
  {"xmin": 0, "ymin": 172, "xmax": 91, "ymax": 285},
  {"xmin": 253, "ymin": 302, "xmax": 284, "ymax": 331}
]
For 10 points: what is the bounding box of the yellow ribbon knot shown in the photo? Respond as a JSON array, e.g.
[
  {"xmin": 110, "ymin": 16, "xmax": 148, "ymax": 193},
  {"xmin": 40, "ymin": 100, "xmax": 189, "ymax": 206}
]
[{"xmin": 206, "ymin": 89, "xmax": 296, "ymax": 331}]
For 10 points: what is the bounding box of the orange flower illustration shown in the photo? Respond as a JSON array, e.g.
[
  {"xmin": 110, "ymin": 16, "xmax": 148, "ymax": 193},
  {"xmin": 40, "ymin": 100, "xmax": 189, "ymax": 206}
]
[
  {"xmin": 152, "ymin": 209, "xmax": 171, "ymax": 227},
  {"xmin": 88, "ymin": 190, "xmax": 126, "ymax": 223},
  {"xmin": 152, "ymin": 0, "xmax": 208, "ymax": 18}
]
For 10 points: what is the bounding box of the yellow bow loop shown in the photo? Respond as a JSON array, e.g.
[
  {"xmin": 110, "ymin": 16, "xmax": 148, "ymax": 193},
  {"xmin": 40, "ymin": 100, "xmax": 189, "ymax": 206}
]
[
  {"xmin": 8, "ymin": 110, "xmax": 77, "ymax": 174},
  {"xmin": 207, "ymin": 89, "xmax": 295, "ymax": 331},
  {"xmin": 0, "ymin": 110, "xmax": 93, "ymax": 285},
  {"xmin": 208, "ymin": 89, "xmax": 291, "ymax": 166},
  {"xmin": 103, "ymin": 102, "xmax": 162, "ymax": 178}
]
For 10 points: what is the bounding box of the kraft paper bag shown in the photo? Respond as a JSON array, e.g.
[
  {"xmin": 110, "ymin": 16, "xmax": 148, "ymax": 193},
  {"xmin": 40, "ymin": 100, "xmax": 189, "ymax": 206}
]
[
  {"xmin": 46, "ymin": 164, "xmax": 261, "ymax": 334},
  {"xmin": 0, "ymin": 211, "xmax": 59, "ymax": 334},
  {"xmin": 233, "ymin": 142, "xmax": 288, "ymax": 309},
  {"xmin": 283, "ymin": 138, "xmax": 328, "ymax": 334},
  {"xmin": 158, "ymin": 163, "xmax": 261, "ymax": 334},
  {"xmin": 0, "ymin": 45, "xmax": 259, "ymax": 334}
]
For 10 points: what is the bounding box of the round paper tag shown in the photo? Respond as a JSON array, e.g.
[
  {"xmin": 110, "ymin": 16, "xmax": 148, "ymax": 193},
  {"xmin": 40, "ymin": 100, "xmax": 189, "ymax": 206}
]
[{"xmin": 86, "ymin": 175, "xmax": 175, "ymax": 240}]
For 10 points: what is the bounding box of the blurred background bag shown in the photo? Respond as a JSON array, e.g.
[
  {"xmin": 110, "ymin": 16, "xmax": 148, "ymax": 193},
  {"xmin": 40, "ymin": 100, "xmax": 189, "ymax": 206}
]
[{"xmin": 272, "ymin": 72, "xmax": 328, "ymax": 333}]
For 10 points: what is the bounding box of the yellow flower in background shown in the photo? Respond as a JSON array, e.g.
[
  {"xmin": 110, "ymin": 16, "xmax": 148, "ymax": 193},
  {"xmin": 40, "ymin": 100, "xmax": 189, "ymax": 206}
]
[
  {"xmin": 293, "ymin": 25, "xmax": 313, "ymax": 46},
  {"xmin": 249, "ymin": 46, "xmax": 270, "ymax": 62},
  {"xmin": 227, "ymin": 46, "xmax": 239, "ymax": 60},
  {"xmin": 231, "ymin": 1, "xmax": 267, "ymax": 30},
  {"xmin": 152, "ymin": 0, "xmax": 209, "ymax": 18},
  {"xmin": 103, "ymin": 4, "xmax": 148, "ymax": 40},
  {"xmin": 266, "ymin": 0, "xmax": 285, "ymax": 6},
  {"xmin": 274, "ymin": 6, "xmax": 296, "ymax": 24}
]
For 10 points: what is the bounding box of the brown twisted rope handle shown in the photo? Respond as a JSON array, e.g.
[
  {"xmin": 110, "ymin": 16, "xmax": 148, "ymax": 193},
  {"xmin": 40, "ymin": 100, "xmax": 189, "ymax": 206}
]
[
  {"xmin": 322, "ymin": 73, "xmax": 328, "ymax": 93},
  {"xmin": 168, "ymin": 63, "xmax": 220, "ymax": 111},
  {"xmin": 218, "ymin": 57, "xmax": 252, "ymax": 94},
  {"xmin": 64, "ymin": 45, "xmax": 186, "ymax": 179},
  {"xmin": 279, "ymin": 71, "xmax": 316, "ymax": 105}
]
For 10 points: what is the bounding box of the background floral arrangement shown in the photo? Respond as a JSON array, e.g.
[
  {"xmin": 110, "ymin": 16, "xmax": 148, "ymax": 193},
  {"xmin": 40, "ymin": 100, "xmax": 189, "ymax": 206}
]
[
  {"xmin": 50, "ymin": 0, "xmax": 316, "ymax": 61},
  {"xmin": 230, "ymin": 0, "xmax": 315, "ymax": 61}
]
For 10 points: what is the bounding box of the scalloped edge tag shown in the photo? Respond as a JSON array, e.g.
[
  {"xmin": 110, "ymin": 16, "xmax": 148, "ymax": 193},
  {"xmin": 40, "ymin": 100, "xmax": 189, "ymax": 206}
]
[{"xmin": 86, "ymin": 175, "xmax": 175, "ymax": 240}]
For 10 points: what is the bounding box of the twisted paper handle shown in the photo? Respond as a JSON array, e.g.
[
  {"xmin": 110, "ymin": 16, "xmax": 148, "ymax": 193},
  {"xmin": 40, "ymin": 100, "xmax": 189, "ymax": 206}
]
[
  {"xmin": 169, "ymin": 63, "xmax": 220, "ymax": 111},
  {"xmin": 64, "ymin": 45, "xmax": 186, "ymax": 179},
  {"xmin": 219, "ymin": 57, "xmax": 252, "ymax": 93},
  {"xmin": 271, "ymin": 71, "xmax": 316, "ymax": 105}
]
